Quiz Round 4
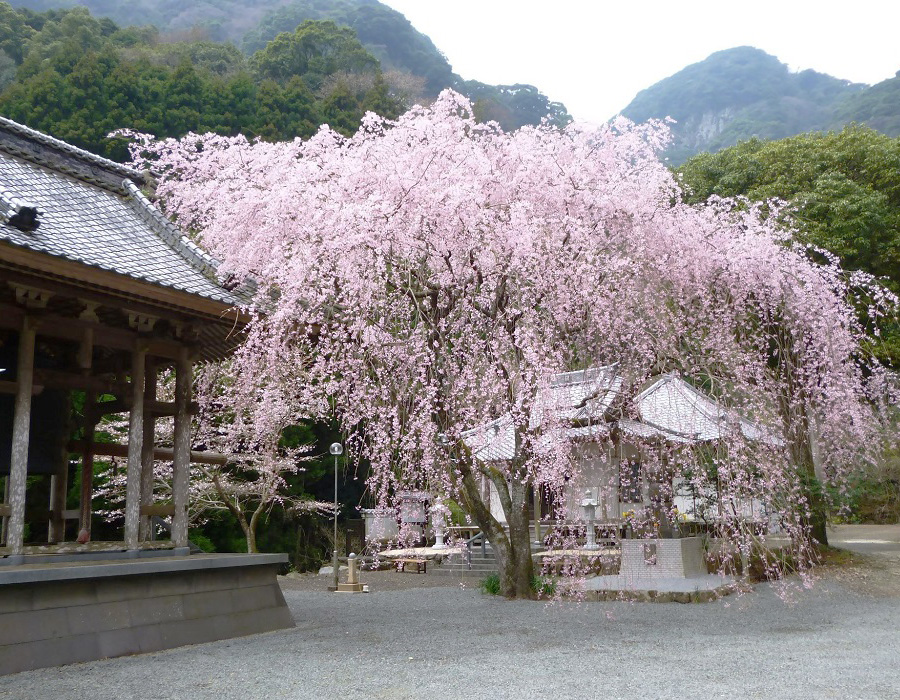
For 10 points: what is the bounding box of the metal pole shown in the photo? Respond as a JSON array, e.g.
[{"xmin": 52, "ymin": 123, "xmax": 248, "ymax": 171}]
[
  {"xmin": 330, "ymin": 442, "xmax": 343, "ymax": 591},
  {"xmin": 333, "ymin": 453, "xmax": 338, "ymax": 591}
]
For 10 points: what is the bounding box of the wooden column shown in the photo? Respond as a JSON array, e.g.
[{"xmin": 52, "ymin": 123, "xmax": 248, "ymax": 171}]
[
  {"xmin": 48, "ymin": 392, "xmax": 73, "ymax": 543},
  {"xmin": 79, "ymin": 394, "xmax": 97, "ymax": 536},
  {"xmin": 78, "ymin": 327, "xmax": 95, "ymax": 537},
  {"xmin": 1, "ymin": 477, "xmax": 9, "ymax": 545},
  {"xmin": 171, "ymin": 346, "xmax": 192, "ymax": 549},
  {"xmin": 7, "ymin": 318, "xmax": 37, "ymax": 556},
  {"xmin": 139, "ymin": 358, "xmax": 157, "ymax": 541},
  {"xmin": 48, "ymin": 470, "xmax": 68, "ymax": 543},
  {"xmin": 124, "ymin": 343, "xmax": 147, "ymax": 551}
]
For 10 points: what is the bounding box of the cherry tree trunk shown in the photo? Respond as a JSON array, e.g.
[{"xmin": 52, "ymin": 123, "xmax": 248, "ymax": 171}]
[
  {"xmin": 457, "ymin": 460, "xmax": 534, "ymax": 598},
  {"xmin": 492, "ymin": 477, "xmax": 535, "ymax": 599}
]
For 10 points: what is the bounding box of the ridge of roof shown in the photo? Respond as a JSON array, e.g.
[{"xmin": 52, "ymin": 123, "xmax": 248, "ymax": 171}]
[
  {"xmin": 121, "ymin": 179, "xmax": 220, "ymax": 280},
  {"xmin": 0, "ymin": 116, "xmax": 142, "ymax": 185}
]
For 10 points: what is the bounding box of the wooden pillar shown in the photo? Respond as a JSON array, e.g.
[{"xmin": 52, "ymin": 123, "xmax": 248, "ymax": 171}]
[
  {"xmin": 139, "ymin": 358, "xmax": 157, "ymax": 541},
  {"xmin": 171, "ymin": 346, "xmax": 192, "ymax": 549},
  {"xmin": 1, "ymin": 476, "xmax": 9, "ymax": 545},
  {"xmin": 124, "ymin": 343, "xmax": 147, "ymax": 550},
  {"xmin": 77, "ymin": 327, "xmax": 95, "ymax": 537},
  {"xmin": 79, "ymin": 394, "xmax": 96, "ymax": 536},
  {"xmin": 7, "ymin": 318, "xmax": 37, "ymax": 556},
  {"xmin": 48, "ymin": 471, "xmax": 67, "ymax": 543},
  {"xmin": 48, "ymin": 392, "xmax": 72, "ymax": 543}
]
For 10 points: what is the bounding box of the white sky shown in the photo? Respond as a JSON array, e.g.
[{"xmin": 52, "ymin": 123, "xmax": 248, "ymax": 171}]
[{"xmin": 381, "ymin": 1, "xmax": 900, "ymax": 124}]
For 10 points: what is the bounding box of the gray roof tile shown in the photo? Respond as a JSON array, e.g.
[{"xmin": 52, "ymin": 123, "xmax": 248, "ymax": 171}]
[{"xmin": 0, "ymin": 117, "xmax": 245, "ymax": 307}]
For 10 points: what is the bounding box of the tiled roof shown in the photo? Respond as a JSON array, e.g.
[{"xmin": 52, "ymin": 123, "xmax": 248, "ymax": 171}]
[
  {"xmin": 461, "ymin": 414, "xmax": 518, "ymax": 462},
  {"xmin": 634, "ymin": 374, "xmax": 774, "ymax": 443},
  {"xmin": 0, "ymin": 116, "xmax": 244, "ymax": 307},
  {"xmin": 463, "ymin": 369, "xmax": 777, "ymax": 463},
  {"xmin": 529, "ymin": 364, "xmax": 622, "ymax": 429}
]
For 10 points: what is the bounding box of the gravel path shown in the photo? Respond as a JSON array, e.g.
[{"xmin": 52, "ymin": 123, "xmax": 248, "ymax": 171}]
[{"xmin": 2, "ymin": 528, "xmax": 899, "ymax": 700}]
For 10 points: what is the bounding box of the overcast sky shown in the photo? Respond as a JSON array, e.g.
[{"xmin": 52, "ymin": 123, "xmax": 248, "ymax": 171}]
[{"xmin": 381, "ymin": 1, "xmax": 900, "ymax": 124}]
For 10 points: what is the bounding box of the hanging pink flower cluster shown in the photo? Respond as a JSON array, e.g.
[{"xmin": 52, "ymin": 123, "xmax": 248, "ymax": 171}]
[{"xmin": 123, "ymin": 91, "xmax": 892, "ymax": 584}]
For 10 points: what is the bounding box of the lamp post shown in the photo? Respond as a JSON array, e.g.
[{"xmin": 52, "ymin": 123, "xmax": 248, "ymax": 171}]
[{"xmin": 330, "ymin": 442, "xmax": 343, "ymax": 592}]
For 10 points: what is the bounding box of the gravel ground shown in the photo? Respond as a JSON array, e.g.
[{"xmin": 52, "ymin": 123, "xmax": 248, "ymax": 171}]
[{"xmin": 2, "ymin": 529, "xmax": 899, "ymax": 700}]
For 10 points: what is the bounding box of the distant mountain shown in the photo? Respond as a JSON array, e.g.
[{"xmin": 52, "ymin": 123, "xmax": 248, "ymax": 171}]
[
  {"xmin": 242, "ymin": 0, "xmax": 454, "ymax": 94},
  {"xmin": 621, "ymin": 46, "xmax": 874, "ymax": 164},
  {"xmin": 833, "ymin": 71, "xmax": 900, "ymax": 137},
  {"xmin": 11, "ymin": 0, "xmax": 570, "ymax": 130}
]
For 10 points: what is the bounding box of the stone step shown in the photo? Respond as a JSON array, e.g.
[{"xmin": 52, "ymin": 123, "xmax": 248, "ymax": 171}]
[{"xmin": 431, "ymin": 565, "xmax": 497, "ymax": 577}]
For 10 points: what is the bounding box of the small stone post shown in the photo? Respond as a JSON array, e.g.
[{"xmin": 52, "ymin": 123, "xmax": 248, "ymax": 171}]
[
  {"xmin": 336, "ymin": 552, "xmax": 365, "ymax": 593},
  {"xmin": 347, "ymin": 552, "xmax": 358, "ymax": 585}
]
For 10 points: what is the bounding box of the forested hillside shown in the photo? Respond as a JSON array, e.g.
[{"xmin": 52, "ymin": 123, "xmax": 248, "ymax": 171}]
[
  {"xmin": 0, "ymin": 5, "xmax": 412, "ymax": 159},
  {"xmin": 834, "ymin": 72, "xmax": 900, "ymax": 137},
  {"xmin": 11, "ymin": 0, "xmax": 293, "ymax": 43},
  {"xmin": 8, "ymin": 0, "xmax": 570, "ymax": 133},
  {"xmin": 621, "ymin": 46, "xmax": 896, "ymax": 164}
]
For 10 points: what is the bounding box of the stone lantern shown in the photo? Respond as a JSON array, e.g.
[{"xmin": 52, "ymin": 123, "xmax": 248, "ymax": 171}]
[
  {"xmin": 430, "ymin": 497, "xmax": 450, "ymax": 550},
  {"xmin": 580, "ymin": 489, "xmax": 600, "ymax": 550}
]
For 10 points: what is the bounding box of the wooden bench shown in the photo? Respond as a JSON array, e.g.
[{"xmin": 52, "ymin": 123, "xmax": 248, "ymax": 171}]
[{"xmin": 396, "ymin": 557, "xmax": 427, "ymax": 574}]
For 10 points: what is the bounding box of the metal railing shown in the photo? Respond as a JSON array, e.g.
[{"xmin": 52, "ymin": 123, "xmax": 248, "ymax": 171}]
[{"xmin": 463, "ymin": 530, "xmax": 487, "ymax": 569}]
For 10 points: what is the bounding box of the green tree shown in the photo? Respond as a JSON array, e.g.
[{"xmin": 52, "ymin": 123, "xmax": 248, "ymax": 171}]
[
  {"xmin": 0, "ymin": 2, "xmax": 36, "ymax": 63},
  {"xmin": 678, "ymin": 125, "xmax": 900, "ymax": 365},
  {"xmin": 251, "ymin": 19, "xmax": 378, "ymax": 90}
]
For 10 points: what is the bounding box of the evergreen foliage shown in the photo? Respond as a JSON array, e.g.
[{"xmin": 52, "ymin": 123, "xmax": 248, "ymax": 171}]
[
  {"xmin": 0, "ymin": 2, "xmax": 403, "ymax": 159},
  {"xmin": 678, "ymin": 125, "xmax": 900, "ymax": 365},
  {"xmin": 9, "ymin": 0, "xmax": 570, "ymax": 133}
]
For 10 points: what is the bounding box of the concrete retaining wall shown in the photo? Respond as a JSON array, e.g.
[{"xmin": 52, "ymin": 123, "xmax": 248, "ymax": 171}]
[
  {"xmin": 620, "ymin": 537, "xmax": 706, "ymax": 579},
  {"xmin": 0, "ymin": 554, "xmax": 294, "ymax": 675}
]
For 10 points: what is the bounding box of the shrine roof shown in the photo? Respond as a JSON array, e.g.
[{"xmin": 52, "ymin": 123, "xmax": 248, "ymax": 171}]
[{"xmin": 0, "ymin": 116, "xmax": 245, "ymax": 308}]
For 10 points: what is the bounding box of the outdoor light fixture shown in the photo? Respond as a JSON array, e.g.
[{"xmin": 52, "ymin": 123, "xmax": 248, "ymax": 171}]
[{"xmin": 330, "ymin": 442, "xmax": 343, "ymax": 591}]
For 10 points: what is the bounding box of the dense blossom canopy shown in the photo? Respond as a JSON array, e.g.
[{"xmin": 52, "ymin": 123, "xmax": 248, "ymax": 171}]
[{"xmin": 127, "ymin": 91, "xmax": 890, "ymax": 585}]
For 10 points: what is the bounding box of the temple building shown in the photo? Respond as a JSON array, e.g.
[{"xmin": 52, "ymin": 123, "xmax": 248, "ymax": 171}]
[{"xmin": 0, "ymin": 117, "xmax": 292, "ymax": 675}]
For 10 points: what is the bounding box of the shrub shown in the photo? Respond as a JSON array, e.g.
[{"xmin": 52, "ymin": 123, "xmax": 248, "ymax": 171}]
[
  {"xmin": 531, "ymin": 575, "xmax": 557, "ymax": 597},
  {"xmin": 480, "ymin": 573, "xmax": 501, "ymax": 595}
]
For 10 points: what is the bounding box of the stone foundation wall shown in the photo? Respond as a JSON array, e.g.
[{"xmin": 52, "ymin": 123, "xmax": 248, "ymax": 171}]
[
  {"xmin": 0, "ymin": 554, "xmax": 293, "ymax": 675},
  {"xmin": 619, "ymin": 537, "xmax": 706, "ymax": 579}
]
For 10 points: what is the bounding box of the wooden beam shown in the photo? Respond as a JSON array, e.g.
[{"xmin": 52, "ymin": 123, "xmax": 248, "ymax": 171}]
[
  {"xmin": 79, "ymin": 327, "xmax": 96, "ymax": 536},
  {"xmin": 67, "ymin": 441, "xmax": 228, "ymax": 466},
  {"xmin": 140, "ymin": 503, "xmax": 176, "ymax": 518},
  {"xmin": 94, "ymin": 398, "xmax": 199, "ymax": 416},
  {"xmin": 3, "ymin": 507, "xmax": 81, "ymax": 520},
  {"xmin": 0, "ymin": 380, "xmax": 44, "ymax": 396},
  {"xmin": 0, "ymin": 303, "xmax": 189, "ymax": 361},
  {"xmin": 33, "ymin": 369, "xmax": 126, "ymax": 395},
  {"xmin": 0, "ymin": 242, "xmax": 247, "ymax": 322},
  {"xmin": 80, "ymin": 393, "xmax": 97, "ymax": 535}
]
